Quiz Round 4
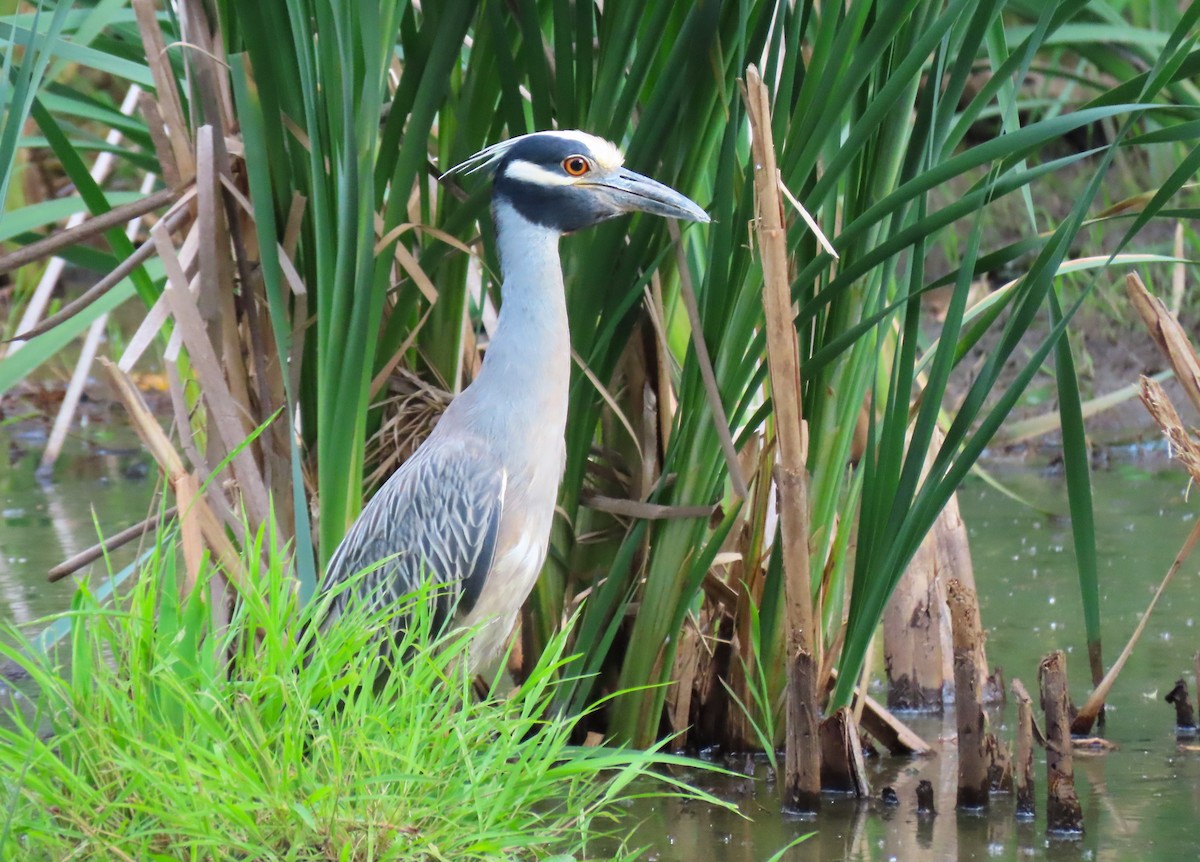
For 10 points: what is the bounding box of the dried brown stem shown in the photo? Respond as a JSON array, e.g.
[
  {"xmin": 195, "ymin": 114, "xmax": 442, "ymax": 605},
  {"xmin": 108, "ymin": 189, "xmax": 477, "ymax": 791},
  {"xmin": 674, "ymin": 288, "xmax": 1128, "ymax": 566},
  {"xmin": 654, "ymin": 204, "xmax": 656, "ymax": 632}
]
[
  {"xmin": 132, "ymin": 0, "xmax": 195, "ymax": 182},
  {"xmin": 578, "ymin": 493, "xmax": 716, "ymax": 521},
  {"xmin": 100, "ymin": 358, "xmax": 248, "ymax": 593},
  {"xmin": 47, "ymin": 506, "xmax": 178, "ymax": 583},
  {"xmin": 667, "ymin": 221, "xmax": 748, "ymax": 499},
  {"xmin": 1139, "ymin": 376, "xmax": 1200, "ymax": 484},
  {"xmin": 1126, "ymin": 271, "xmax": 1200, "ymax": 416},
  {"xmin": 884, "ymin": 532, "xmax": 949, "ymax": 711},
  {"xmin": 0, "ymin": 187, "xmax": 179, "ymax": 276},
  {"xmin": 743, "ymin": 63, "xmax": 820, "ymax": 813},
  {"xmin": 916, "ymin": 779, "xmax": 936, "ymax": 815},
  {"xmin": 152, "ymin": 221, "xmax": 272, "ymax": 531},
  {"xmin": 4, "ymin": 203, "xmax": 192, "ymax": 345},
  {"xmin": 823, "ymin": 667, "xmax": 933, "ymax": 755}
]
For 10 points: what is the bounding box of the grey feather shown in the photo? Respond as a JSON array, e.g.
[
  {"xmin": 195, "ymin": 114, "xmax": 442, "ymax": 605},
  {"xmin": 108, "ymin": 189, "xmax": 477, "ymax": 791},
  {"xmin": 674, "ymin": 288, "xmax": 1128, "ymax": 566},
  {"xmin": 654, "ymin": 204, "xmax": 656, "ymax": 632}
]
[{"xmin": 321, "ymin": 434, "xmax": 505, "ymax": 634}]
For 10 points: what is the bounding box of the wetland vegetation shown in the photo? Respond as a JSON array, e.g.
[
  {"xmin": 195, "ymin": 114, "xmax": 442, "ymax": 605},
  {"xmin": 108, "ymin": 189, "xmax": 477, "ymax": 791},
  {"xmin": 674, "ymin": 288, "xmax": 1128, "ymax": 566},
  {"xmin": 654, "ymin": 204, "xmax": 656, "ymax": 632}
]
[{"xmin": 2, "ymin": 0, "xmax": 1199, "ymax": 858}]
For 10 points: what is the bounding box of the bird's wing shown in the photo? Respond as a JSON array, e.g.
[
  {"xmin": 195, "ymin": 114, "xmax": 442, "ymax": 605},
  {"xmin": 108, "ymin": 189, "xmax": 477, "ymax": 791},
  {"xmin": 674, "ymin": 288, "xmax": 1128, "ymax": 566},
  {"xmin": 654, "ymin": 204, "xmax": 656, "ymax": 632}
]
[{"xmin": 321, "ymin": 435, "xmax": 505, "ymax": 626}]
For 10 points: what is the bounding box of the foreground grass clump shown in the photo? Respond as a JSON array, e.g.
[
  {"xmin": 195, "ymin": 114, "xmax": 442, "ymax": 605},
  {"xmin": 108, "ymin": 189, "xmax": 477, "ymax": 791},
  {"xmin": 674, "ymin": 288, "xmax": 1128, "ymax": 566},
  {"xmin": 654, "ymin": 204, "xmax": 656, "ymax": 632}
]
[{"xmin": 0, "ymin": 533, "xmax": 710, "ymax": 860}]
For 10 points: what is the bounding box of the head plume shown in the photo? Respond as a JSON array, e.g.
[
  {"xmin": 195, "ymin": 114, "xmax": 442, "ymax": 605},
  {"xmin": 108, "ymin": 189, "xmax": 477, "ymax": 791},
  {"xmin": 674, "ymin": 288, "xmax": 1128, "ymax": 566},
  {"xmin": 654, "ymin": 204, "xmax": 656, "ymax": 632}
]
[{"xmin": 441, "ymin": 131, "xmax": 625, "ymax": 181}]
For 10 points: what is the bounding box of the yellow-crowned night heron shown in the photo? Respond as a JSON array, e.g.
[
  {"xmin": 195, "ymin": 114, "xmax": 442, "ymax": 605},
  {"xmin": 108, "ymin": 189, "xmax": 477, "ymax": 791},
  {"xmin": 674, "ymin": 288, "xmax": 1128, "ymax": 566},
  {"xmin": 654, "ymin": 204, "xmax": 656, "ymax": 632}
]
[{"xmin": 319, "ymin": 130, "xmax": 708, "ymax": 672}]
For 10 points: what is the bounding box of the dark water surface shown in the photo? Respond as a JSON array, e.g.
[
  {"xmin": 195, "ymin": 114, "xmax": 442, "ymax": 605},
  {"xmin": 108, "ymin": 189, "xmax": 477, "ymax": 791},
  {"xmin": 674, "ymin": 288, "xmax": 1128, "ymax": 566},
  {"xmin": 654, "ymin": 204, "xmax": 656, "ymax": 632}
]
[
  {"xmin": 2, "ymin": 433, "xmax": 1198, "ymax": 860},
  {"xmin": 626, "ymin": 455, "xmax": 1200, "ymax": 861}
]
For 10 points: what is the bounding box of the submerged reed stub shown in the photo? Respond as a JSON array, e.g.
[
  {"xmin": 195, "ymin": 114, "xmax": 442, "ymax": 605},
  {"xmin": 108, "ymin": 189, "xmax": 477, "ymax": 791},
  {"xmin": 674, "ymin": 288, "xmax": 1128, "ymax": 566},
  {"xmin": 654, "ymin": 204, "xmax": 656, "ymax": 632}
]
[
  {"xmin": 1012, "ymin": 677, "xmax": 1037, "ymax": 820},
  {"xmin": 1165, "ymin": 678, "xmax": 1197, "ymax": 732},
  {"xmin": 948, "ymin": 578, "xmax": 989, "ymax": 811},
  {"xmin": 1039, "ymin": 650, "xmax": 1084, "ymax": 835}
]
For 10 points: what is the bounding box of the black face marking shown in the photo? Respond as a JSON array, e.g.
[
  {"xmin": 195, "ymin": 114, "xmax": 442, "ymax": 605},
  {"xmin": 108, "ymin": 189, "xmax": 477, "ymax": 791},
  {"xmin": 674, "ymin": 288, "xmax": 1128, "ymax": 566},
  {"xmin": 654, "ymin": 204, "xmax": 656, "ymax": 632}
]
[{"xmin": 492, "ymin": 136, "xmax": 619, "ymax": 233}]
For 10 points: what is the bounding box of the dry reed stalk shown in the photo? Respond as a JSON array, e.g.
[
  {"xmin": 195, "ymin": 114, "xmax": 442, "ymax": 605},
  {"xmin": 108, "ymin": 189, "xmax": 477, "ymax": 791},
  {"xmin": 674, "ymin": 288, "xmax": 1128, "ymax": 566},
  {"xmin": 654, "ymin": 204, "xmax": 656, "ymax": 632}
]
[
  {"xmin": 1126, "ymin": 271, "xmax": 1200, "ymax": 416},
  {"xmin": 742, "ymin": 63, "xmax": 819, "ymax": 813},
  {"xmin": 1140, "ymin": 375, "xmax": 1200, "ymax": 483},
  {"xmin": 132, "ymin": 0, "xmax": 195, "ymax": 182},
  {"xmin": 666, "ymin": 219, "xmax": 748, "ymax": 499},
  {"xmin": 985, "ymin": 729, "xmax": 1013, "ymax": 794},
  {"xmin": 152, "ymin": 221, "xmax": 273, "ymax": 530},
  {"xmin": 4, "ymin": 201, "xmax": 192, "ymax": 346},
  {"xmin": 665, "ymin": 617, "xmax": 703, "ymax": 750},
  {"xmin": 39, "ymin": 123, "xmax": 163, "ymax": 469},
  {"xmin": 820, "ymin": 667, "xmax": 933, "ymax": 756},
  {"xmin": 47, "ymin": 507, "xmax": 179, "ymax": 583},
  {"xmin": 1070, "ymin": 406, "xmax": 1200, "ymax": 726},
  {"xmin": 915, "ymin": 779, "xmax": 936, "ymax": 815},
  {"xmin": 101, "ymin": 359, "xmax": 248, "ymax": 593},
  {"xmin": 885, "ymin": 427, "xmax": 989, "ymax": 710},
  {"xmin": 138, "ymin": 90, "xmax": 182, "ymax": 189},
  {"xmin": 854, "ymin": 689, "xmax": 933, "ymax": 756},
  {"xmin": 723, "ymin": 434, "xmax": 774, "ymax": 752},
  {"xmin": 0, "ymin": 187, "xmax": 178, "ymax": 278}
]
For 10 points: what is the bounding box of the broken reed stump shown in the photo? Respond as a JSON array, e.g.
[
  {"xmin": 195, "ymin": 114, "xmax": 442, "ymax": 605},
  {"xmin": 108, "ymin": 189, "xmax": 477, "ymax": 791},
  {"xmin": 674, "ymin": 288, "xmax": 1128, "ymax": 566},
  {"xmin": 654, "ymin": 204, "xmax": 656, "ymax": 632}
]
[
  {"xmin": 948, "ymin": 578, "xmax": 989, "ymax": 810},
  {"xmin": 1164, "ymin": 678, "xmax": 1197, "ymax": 732},
  {"xmin": 985, "ymin": 731, "xmax": 1013, "ymax": 794},
  {"xmin": 818, "ymin": 707, "xmax": 870, "ymax": 797},
  {"xmin": 783, "ymin": 647, "xmax": 822, "ymax": 814},
  {"xmin": 916, "ymin": 779, "xmax": 937, "ymax": 815},
  {"xmin": 885, "ymin": 448, "xmax": 993, "ymax": 710},
  {"xmin": 1039, "ymin": 651, "xmax": 1084, "ymax": 834},
  {"xmin": 1012, "ymin": 678, "xmax": 1037, "ymax": 820},
  {"xmin": 884, "ymin": 525, "xmax": 951, "ymax": 711},
  {"xmin": 824, "ymin": 668, "xmax": 935, "ymax": 756}
]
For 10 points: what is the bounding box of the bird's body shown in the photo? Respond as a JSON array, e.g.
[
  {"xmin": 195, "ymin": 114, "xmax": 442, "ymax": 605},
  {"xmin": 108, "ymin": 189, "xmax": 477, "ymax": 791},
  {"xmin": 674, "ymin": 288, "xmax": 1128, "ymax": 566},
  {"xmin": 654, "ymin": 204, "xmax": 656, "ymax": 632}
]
[{"xmin": 319, "ymin": 131, "xmax": 707, "ymax": 673}]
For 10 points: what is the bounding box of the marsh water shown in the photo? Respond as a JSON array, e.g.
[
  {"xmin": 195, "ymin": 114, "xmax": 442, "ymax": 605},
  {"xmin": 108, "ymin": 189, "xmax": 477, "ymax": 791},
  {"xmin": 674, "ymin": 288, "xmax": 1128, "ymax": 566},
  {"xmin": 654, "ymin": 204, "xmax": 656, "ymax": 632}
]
[
  {"xmin": 2, "ymin": 430, "xmax": 1198, "ymax": 861},
  {"xmin": 628, "ymin": 454, "xmax": 1200, "ymax": 861}
]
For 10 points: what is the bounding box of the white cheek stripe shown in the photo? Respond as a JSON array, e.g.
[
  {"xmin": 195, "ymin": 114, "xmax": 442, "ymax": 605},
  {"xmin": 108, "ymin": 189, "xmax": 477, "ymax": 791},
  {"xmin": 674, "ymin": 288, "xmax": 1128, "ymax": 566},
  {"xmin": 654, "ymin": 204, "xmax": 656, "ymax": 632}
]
[{"xmin": 504, "ymin": 159, "xmax": 578, "ymax": 187}]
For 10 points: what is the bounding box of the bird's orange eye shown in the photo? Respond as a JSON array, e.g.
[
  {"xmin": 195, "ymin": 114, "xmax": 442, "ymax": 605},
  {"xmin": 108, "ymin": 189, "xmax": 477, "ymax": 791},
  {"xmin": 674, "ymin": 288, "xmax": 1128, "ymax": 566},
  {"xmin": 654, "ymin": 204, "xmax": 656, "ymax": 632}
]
[{"xmin": 562, "ymin": 156, "xmax": 590, "ymax": 177}]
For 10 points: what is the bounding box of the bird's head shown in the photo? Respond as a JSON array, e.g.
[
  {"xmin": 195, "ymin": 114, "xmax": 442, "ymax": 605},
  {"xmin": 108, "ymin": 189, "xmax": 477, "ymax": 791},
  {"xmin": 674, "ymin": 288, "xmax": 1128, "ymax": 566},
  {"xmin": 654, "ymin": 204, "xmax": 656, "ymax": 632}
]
[{"xmin": 443, "ymin": 130, "xmax": 709, "ymax": 234}]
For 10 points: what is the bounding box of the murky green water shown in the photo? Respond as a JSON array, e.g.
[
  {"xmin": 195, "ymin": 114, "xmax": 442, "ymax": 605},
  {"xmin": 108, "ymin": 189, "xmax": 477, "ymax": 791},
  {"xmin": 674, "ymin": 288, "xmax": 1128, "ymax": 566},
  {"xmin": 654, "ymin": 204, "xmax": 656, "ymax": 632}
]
[
  {"xmin": 628, "ymin": 455, "xmax": 1200, "ymax": 861},
  {"xmin": 2, "ymin": 433, "xmax": 1198, "ymax": 860},
  {"xmin": 0, "ymin": 426, "xmax": 155, "ymax": 629}
]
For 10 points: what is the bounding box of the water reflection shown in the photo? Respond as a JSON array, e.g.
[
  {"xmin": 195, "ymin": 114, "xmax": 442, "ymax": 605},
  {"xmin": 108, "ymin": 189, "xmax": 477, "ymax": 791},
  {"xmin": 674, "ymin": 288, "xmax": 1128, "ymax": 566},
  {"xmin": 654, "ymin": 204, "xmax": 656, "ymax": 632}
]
[{"xmin": 0, "ymin": 427, "xmax": 155, "ymax": 630}]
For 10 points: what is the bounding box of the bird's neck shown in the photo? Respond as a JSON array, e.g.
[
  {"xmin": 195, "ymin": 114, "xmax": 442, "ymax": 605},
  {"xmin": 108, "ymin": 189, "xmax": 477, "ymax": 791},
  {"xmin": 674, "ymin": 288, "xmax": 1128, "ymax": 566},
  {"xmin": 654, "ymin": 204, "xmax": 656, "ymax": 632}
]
[{"xmin": 460, "ymin": 200, "xmax": 571, "ymax": 451}]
